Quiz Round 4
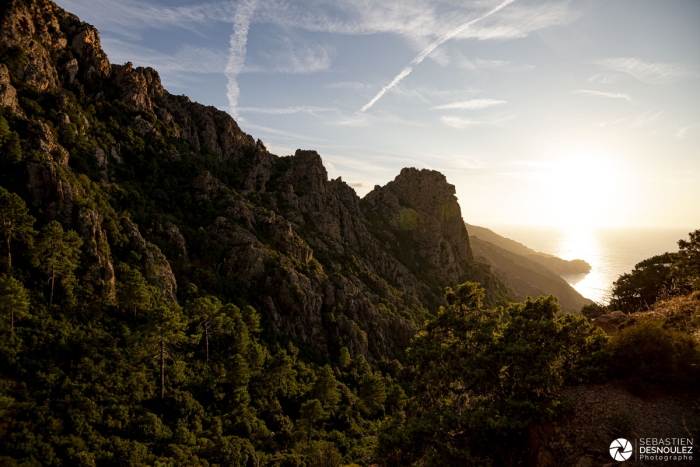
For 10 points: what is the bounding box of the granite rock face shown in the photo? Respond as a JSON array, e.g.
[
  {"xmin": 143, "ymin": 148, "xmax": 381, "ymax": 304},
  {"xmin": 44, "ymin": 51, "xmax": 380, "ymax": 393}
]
[
  {"xmin": 0, "ymin": 0, "xmax": 511, "ymax": 361},
  {"xmin": 363, "ymin": 168, "xmax": 475, "ymax": 292},
  {"xmin": 0, "ymin": 63, "xmax": 21, "ymax": 114},
  {"xmin": 121, "ymin": 218, "xmax": 178, "ymax": 304}
]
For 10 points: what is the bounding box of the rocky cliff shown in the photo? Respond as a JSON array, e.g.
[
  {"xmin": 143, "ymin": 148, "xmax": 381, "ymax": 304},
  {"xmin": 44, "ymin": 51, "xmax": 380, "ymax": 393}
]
[{"xmin": 0, "ymin": 0, "xmax": 512, "ymax": 362}]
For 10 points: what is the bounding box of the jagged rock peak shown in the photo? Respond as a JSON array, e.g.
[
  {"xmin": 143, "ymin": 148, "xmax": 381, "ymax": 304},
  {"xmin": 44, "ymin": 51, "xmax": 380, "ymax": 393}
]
[
  {"xmin": 370, "ymin": 167, "xmax": 460, "ymax": 219},
  {"xmin": 282, "ymin": 150, "xmax": 329, "ymax": 195},
  {"xmin": 1, "ymin": 0, "xmax": 111, "ymax": 90},
  {"xmin": 365, "ymin": 169, "xmax": 472, "ymax": 246},
  {"xmin": 0, "ymin": 0, "xmax": 263, "ymax": 164}
]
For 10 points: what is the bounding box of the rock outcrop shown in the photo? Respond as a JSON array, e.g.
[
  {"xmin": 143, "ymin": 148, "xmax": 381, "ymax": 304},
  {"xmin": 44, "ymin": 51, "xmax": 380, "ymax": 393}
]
[
  {"xmin": 363, "ymin": 168, "xmax": 474, "ymax": 289},
  {"xmin": 121, "ymin": 218, "xmax": 178, "ymax": 303},
  {"xmin": 0, "ymin": 63, "xmax": 21, "ymax": 115},
  {"xmin": 591, "ymin": 310, "xmax": 630, "ymax": 335}
]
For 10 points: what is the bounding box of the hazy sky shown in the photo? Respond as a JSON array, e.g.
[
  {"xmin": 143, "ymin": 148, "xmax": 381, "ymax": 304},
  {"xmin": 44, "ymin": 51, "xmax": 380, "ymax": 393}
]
[{"xmin": 55, "ymin": 0, "xmax": 700, "ymax": 229}]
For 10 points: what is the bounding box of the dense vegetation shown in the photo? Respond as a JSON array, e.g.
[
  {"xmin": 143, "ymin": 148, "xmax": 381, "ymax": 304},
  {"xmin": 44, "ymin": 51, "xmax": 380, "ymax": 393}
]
[
  {"xmin": 2, "ymin": 93, "xmax": 699, "ymax": 467},
  {"xmin": 0, "ymin": 220, "xmax": 608, "ymax": 467},
  {"xmin": 0, "ymin": 95, "xmax": 612, "ymax": 465},
  {"xmin": 378, "ymin": 284, "xmax": 608, "ymax": 466},
  {"xmin": 1, "ymin": 2, "xmax": 700, "ymax": 461}
]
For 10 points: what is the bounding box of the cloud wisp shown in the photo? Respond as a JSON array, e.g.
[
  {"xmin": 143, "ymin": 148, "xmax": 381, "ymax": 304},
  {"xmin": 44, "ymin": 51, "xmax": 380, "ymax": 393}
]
[
  {"xmin": 433, "ymin": 99, "xmax": 507, "ymax": 110},
  {"xmin": 676, "ymin": 123, "xmax": 700, "ymax": 139},
  {"xmin": 628, "ymin": 110, "xmax": 664, "ymax": 128},
  {"xmin": 359, "ymin": 0, "xmax": 517, "ymax": 113},
  {"xmin": 326, "ymin": 81, "xmax": 372, "ymax": 90},
  {"xmin": 595, "ymin": 57, "xmax": 694, "ymax": 85},
  {"xmin": 237, "ymin": 106, "xmax": 336, "ymax": 115},
  {"xmin": 574, "ymin": 90, "xmax": 632, "ymax": 102},
  {"xmin": 588, "ymin": 73, "xmax": 624, "ymax": 84},
  {"xmin": 440, "ymin": 113, "xmax": 516, "ymax": 129},
  {"xmin": 226, "ymin": 0, "xmax": 258, "ymax": 116},
  {"xmin": 456, "ymin": 56, "xmax": 535, "ymax": 72},
  {"xmin": 242, "ymin": 38, "xmax": 333, "ymax": 74}
]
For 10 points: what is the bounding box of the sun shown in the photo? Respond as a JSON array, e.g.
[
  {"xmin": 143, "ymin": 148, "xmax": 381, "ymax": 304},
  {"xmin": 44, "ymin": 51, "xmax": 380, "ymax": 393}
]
[{"xmin": 543, "ymin": 149, "xmax": 622, "ymax": 228}]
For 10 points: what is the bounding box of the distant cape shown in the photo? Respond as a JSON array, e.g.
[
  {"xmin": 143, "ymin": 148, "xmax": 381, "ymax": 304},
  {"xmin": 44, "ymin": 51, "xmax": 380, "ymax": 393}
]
[{"xmin": 466, "ymin": 223, "xmax": 593, "ymax": 312}]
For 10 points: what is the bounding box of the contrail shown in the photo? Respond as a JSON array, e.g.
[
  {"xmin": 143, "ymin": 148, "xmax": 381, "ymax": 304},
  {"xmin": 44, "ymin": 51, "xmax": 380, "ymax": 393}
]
[
  {"xmin": 225, "ymin": 0, "xmax": 257, "ymax": 117},
  {"xmin": 360, "ymin": 0, "xmax": 516, "ymax": 113}
]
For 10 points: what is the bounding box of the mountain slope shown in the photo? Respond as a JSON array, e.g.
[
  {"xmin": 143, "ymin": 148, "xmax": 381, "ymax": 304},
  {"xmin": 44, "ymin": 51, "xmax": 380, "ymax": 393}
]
[
  {"xmin": 466, "ymin": 223, "xmax": 591, "ymax": 275},
  {"xmin": 469, "ymin": 236, "xmax": 592, "ymax": 313},
  {"xmin": 0, "ymin": 0, "xmax": 509, "ymax": 364}
]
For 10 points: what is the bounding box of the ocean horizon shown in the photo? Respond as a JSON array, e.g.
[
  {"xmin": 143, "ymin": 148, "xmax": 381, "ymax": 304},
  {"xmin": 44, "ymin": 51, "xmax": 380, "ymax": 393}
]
[{"xmin": 483, "ymin": 225, "xmax": 695, "ymax": 305}]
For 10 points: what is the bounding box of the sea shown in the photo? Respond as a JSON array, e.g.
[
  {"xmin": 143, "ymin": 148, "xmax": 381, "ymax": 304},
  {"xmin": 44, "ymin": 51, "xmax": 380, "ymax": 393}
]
[{"xmin": 487, "ymin": 225, "xmax": 695, "ymax": 305}]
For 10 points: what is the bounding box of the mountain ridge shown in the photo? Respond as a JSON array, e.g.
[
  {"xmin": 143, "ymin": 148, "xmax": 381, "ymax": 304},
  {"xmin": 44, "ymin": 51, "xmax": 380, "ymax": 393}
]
[{"xmin": 0, "ymin": 0, "xmax": 513, "ymax": 363}]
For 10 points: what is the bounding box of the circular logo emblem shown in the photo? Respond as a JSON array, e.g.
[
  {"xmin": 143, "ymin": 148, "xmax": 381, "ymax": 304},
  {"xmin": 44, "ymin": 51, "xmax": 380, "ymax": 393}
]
[{"xmin": 610, "ymin": 438, "xmax": 633, "ymax": 461}]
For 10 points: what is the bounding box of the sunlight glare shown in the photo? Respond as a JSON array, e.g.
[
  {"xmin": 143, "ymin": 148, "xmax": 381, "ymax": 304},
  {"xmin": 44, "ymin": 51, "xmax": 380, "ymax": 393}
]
[
  {"xmin": 544, "ymin": 146, "xmax": 621, "ymax": 228},
  {"xmin": 557, "ymin": 228, "xmax": 609, "ymax": 304}
]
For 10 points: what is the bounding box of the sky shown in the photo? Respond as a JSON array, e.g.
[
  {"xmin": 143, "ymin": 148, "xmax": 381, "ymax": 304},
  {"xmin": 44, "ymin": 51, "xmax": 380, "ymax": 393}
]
[{"xmin": 55, "ymin": 0, "xmax": 700, "ymax": 230}]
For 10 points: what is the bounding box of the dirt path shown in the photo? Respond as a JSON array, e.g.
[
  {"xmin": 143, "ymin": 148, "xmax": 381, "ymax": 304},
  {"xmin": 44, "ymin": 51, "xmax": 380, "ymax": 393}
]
[{"xmin": 529, "ymin": 382, "xmax": 700, "ymax": 466}]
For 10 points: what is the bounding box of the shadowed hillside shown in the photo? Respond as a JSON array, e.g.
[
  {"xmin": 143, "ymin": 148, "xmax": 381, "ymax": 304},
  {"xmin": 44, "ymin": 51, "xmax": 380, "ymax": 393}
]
[
  {"xmin": 466, "ymin": 223, "xmax": 591, "ymax": 275},
  {"xmin": 469, "ymin": 236, "xmax": 593, "ymax": 313}
]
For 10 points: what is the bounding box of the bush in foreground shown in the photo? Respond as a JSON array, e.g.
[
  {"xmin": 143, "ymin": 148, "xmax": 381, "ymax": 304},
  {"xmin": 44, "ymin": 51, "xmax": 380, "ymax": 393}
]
[
  {"xmin": 379, "ymin": 282, "xmax": 609, "ymax": 467},
  {"xmin": 609, "ymin": 318, "xmax": 700, "ymax": 392}
]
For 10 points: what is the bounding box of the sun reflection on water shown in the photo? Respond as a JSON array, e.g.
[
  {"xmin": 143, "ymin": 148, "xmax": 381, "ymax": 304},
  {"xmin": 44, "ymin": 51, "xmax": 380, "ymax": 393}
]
[
  {"xmin": 556, "ymin": 229, "xmax": 610, "ymax": 304},
  {"xmin": 488, "ymin": 225, "xmax": 689, "ymax": 307}
]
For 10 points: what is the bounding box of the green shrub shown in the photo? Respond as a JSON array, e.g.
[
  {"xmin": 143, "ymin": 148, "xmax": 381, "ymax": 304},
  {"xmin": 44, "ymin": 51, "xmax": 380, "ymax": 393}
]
[{"xmin": 610, "ymin": 319, "xmax": 700, "ymax": 391}]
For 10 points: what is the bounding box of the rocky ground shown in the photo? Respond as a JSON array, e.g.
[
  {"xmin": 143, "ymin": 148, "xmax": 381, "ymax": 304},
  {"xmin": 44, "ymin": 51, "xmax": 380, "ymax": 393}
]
[{"xmin": 529, "ymin": 382, "xmax": 700, "ymax": 466}]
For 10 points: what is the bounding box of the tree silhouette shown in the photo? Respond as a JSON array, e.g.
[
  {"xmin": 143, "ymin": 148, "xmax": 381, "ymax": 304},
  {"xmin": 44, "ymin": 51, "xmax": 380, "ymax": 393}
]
[
  {"xmin": 673, "ymin": 229, "xmax": 700, "ymax": 291},
  {"xmin": 0, "ymin": 187, "xmax": 36, "ymax": 270},
  {"xmin": 612, "ymin": 253, "xmax": 676, "ymax": 311},
  {"xmin": 0, "ymin": 275, "xmax": 29, "ymax": 333},
  {"xmin": 116, "ymin": 263, "xmax": 152, "ymax": 316},
  {"xmin": 187, "ymin": 295, "xmax": 223, "ymax": 364},
  {"xmin": 142, "ymin": 302, "xmax": 187, "ymax": 399},
  {"xmin": 32, "ymin": 221, "xmax": 82, "ymax": 306}
]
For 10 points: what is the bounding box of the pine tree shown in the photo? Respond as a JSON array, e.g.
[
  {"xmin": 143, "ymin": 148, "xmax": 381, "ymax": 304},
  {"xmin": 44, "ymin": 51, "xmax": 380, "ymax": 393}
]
[
  {"xmin": 0, "ymin": 115, "xmax": 22, "ymax": 163},
  {"xmin": 187, "ymin": 296, "xmax": 223, "ymax": 364},
  {"xmin": 116, "ymin": 263, "xmax": 152, "ymax": 316},
  {"xmin": 338, "ymin": 347, "xmax": 351, "ymax": 368},
  {"xmin": 0, "ymin": 275, "xmax": 30, "ymax": 333},
  {"xmin": 32, "ymin": 221, "xmax": 82, "ymax": 306},
  {"xmin": 142, "ymin": 302, "xmax": 187, "ymax": 399},
  {"xmin": 312, "ymin": 365, "xmax": 341, "ymax": 407},
  {"xmin": 673, "ymin": 229, "xmax": 700, "ymax": 291},
  {"xmin": 0, "ymin": 187, "xmax": 36, "ymax": 270}
]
